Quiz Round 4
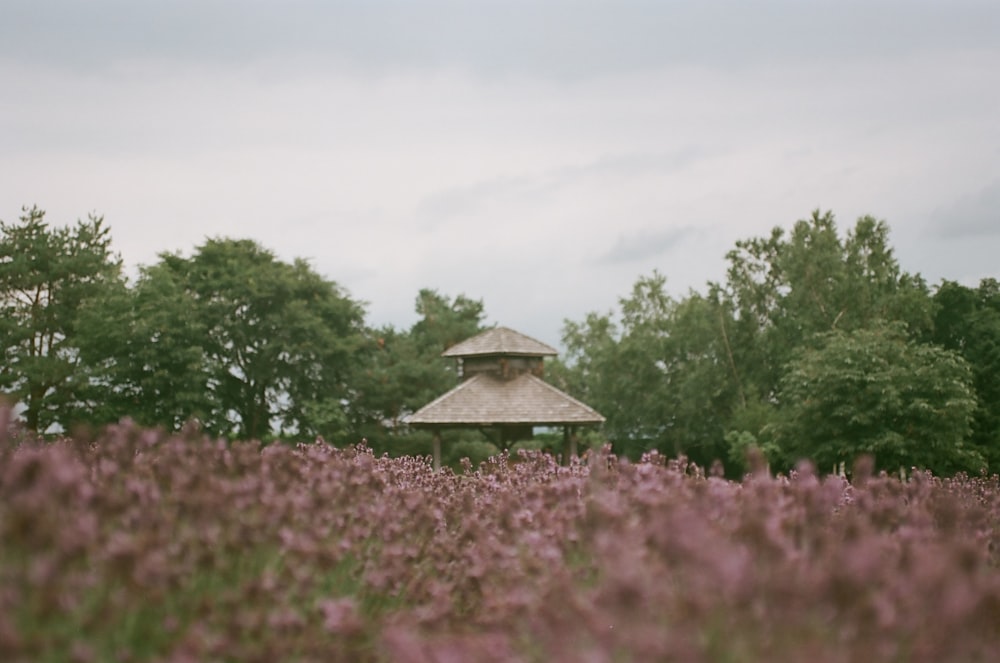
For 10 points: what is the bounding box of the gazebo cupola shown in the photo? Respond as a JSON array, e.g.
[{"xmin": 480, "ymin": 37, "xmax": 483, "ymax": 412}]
[
  {"xmin": 446, "ymin": 324, "xmax": 554, "ymax": 381},
  {"xmin": 406, "ymin": 326, "xmax": 605, "ymax": 469}
]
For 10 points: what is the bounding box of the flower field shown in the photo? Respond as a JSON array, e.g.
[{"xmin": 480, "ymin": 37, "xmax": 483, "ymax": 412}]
[{"xmin": 3, "ymin": 410, "xmax": 1000, "ymax": 662}]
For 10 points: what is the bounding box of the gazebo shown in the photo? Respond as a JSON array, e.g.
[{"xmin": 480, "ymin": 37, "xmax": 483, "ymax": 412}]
[{"xmin": 406, "ymin": 326, "xmax": 605, "ymax": 469}]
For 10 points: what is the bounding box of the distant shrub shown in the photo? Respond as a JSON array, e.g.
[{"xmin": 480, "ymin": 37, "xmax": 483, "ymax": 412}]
[{"xmin": 445, "ymin": 439, "xmax": 500, "ymax": 468}]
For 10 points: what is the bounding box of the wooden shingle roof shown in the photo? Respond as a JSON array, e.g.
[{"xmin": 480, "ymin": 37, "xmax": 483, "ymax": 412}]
[
  {"xmin": 442, "ymin": 326, "xmax": 557, "ymax": 358},
  {"xmin": 406, "ymin": 373, "xmax": 605, "ymax": 426}
]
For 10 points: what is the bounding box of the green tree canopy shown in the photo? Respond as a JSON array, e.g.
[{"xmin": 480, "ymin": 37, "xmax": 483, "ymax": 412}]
[
  {"xmin": 80, "ymin": 238, "xmax": 366, "ymax": 441},
  {"xmin": 555, "ymin": 211, "xmax": 943, "ymax": 474},
  {"xmin": 72, "ymin": 260, "xmax": 216, "ymax": 431},
  {"xmin": 171, "ymin": 238, "xmax": 366, "ymax": 440},
  {"xmin": 349, "ymin": 289, "xmax": 486, "ymax": 448},
  {"xmin": 410, "ymin": 288, "xmax": 486, "ymax": 355},
  {"xmin": 930, "ymin": 278, "xmax": 1000, "ymax": 468},
  {"xmin": 550, "ymin": 272, "xmax": 738, "ymax": 465},
  {"xmin": 773, "ymin": 324, "xmax": 980, "ymax": 475},
  {"xmin": 717, "ymin": 210, "xmax": 933, "ymax": 402},
  {"xmin": 0, "ymin": 206, "xmax": 123, "ymax": 432}
]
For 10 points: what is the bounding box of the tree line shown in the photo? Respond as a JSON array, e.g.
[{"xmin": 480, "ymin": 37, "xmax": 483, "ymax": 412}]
[
  {"xmin": 548, "ymin": 211, "xmax": 1000, "ymax": 476},
  {"xmin": 2, "ymin": 205, "xmax": 997, "ymax": 475},
  {"xmin": 0, "ymin": 206, "xmax": 485, "ymax": 454}
]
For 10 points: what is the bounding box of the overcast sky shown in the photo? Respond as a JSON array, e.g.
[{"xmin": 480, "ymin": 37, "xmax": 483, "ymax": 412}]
[{"xmin": 3, "ymin": 1, "xmax": 999, "ymax": 347}]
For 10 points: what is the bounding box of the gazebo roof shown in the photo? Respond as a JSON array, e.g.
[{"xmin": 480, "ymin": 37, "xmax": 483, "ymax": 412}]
[
  {"xmin": 406, "ymin": 373, "xmax": 605, "ymax": 426},
  {"xmin": 442, "ymin": 326, "xmax": 558, "ymax": 358}
]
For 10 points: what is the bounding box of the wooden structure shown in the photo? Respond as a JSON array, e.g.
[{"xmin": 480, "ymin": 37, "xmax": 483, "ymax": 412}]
[{"xmin": 406, "ymin": 326, "xmax": 605, "ymax": 469}]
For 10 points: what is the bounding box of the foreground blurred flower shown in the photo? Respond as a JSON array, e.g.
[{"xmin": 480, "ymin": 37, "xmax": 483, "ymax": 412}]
[{"xmin": 318, "ymin": 598, "xmax": 364, "ymax": 636}]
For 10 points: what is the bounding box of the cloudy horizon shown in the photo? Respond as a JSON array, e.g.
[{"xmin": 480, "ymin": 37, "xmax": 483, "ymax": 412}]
[{"xmin": 3, "ymin": 1, "xmax": 998, "ymax": 346}]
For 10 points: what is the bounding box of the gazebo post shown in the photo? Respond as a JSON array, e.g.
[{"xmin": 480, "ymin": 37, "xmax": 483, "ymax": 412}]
[
  {"xmin": 432, "ymin": 431, "xmax": 442, "ymax": 471},
  {"xmin": 562, "ymin": 425, "xmax": 579, "ymax": 465}
]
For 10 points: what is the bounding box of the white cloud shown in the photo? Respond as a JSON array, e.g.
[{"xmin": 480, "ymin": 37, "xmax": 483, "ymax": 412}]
[{"xmin": 2, "ymin": 3, "xmax": 999, "ymax": 347}]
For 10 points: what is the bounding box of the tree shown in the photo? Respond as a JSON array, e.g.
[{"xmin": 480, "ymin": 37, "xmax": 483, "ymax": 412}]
[
  {"xmin": 551, "ymin": 272, "xmax": 739, "ymax": 465},
  {"xmin": 0, "ymin": 206, "xmax": 123, "ymax": 432},
  {"xmin": 662, "ymin": 292, "xmax": 744, "ymax": 466},
  {"xmin": 556, "ymin": 211, "xmax": 941, "ymax": 472},
  {"xmin": 71, "ymin": 262, "xmax": 217, "ymax": 431},
  {"xmin": 930, "ymin": 279, "xmax": 1000, "ymax": 469},
  {"xmin": 104, "ymin": 238, "xmax": 367, "ymax": 441},
  {"xmin": 717, "ymin": 211, "xmax": 933, "ymax": 403},
  {"xmin": 773, "ymin": 324, "xmax": 981, "ymax": 475},
  {"xmin": 708, "ymin": 211, "xmax": 936, "ymax": 469},
  {"xmin": 410, "ymin": 288, "xmax": 486, "ymax": 356},
  {"xmin": 551, "ymin": 275, "xmax": 663, "ymax": 457},
  {"xmin": 348, "ymin": 324, "xmax": 436, "ymax": 441},
  {"xmin": 549, "ymin": 310, "xmax": 620, "ymax": 436},
  {"xmin": 349, "ymin": 289, "xmax": 487, "ymax": 449}
]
